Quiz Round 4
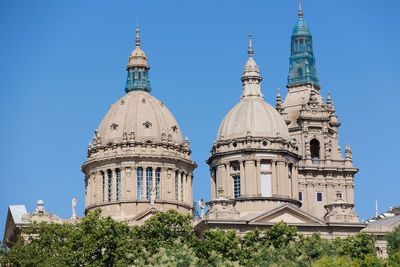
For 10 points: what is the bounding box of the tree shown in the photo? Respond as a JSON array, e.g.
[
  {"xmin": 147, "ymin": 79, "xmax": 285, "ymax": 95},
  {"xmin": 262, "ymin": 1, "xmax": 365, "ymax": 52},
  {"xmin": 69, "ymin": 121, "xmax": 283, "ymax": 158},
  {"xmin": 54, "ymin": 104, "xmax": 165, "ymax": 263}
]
[
  {"xmin": 385, "ymin": 225, "xmax": 400, "ymax": 256},
  {"xmin": 0, "ymin": 209, "xmax": 137, "ymax": 266},
  {"xmin": 263, "ymin": 221, "xmax": 298, "ymax": 249},
  {"xmin": 334, "ymin": 232, "xmax": 377, "ymax": 260},
  {"xmin": 199, "ymin": 229, "xmax": 241, "ymax": 262},
  {"xmin": 136, "ymin": 209, "xmax": 197, "ymax": 255}
]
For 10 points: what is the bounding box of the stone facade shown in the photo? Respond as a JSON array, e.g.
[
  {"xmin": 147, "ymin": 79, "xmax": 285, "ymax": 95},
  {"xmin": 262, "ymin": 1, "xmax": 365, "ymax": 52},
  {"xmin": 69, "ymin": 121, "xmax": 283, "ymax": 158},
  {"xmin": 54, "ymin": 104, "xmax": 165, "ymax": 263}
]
[{"xmin": 196, "ymin": 2, "xmax": 364, "ymax": 243}]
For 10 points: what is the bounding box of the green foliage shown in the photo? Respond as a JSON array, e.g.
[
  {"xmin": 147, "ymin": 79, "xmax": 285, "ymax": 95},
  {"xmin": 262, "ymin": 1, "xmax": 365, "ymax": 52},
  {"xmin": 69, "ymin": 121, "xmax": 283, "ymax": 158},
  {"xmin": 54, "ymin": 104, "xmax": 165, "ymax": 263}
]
[
  {"xmin": 263, "ymin": 221, "xmax": 298, "ymax": 249},
  {"xmin": 199, "ymin": 229, "xmax": 241, "ymax": 262},
  {"xmin": 134, "ymin": 239, "xmax": 200, "ymax": 267},
  {"xmin": 0, "ymin": 212, "xmax": 395, "ymax": 266},
  {"xmin": 312, "ymin": 255, "xmax": 354, "ymax": 267},
  {"xmin": 136, "ymin": 209, "xmax": 196, "ymax": 255},
  {"xmin": 333, "ymin": 232, "xmax": 377, "ymax": 260},
  {"xmin": 0, "ymin": 209, "xmax": 137, "ymax": 266},
  {"xmin": 385, "ymin": 225, "xmax": 400, "ymax": 256}
]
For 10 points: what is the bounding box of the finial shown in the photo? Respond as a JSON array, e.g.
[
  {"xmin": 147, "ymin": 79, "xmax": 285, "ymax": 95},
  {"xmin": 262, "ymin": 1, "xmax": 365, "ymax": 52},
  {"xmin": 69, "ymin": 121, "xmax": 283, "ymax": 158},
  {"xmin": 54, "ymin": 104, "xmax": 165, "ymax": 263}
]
[
  {"xmin": 248, "ymin": 33, "xmax": 254, "ymax": 57},
  {"xmin": 298, "ymin": 0, "xmax": 303, "ymax": 19},
  {"xmin": 276, "ymin": 88, "xmax": 282, "ymax": 104},
  {"xmin": 136, "ymin": 28, "xmax": 140, "ymax": 47},
  {"xmin": 326, "ymin": 91, "xmax": 332, "ymax": 106},
  {"xmin": 375, "ymin": 200, "xmax": 378, "ymax": 217}
]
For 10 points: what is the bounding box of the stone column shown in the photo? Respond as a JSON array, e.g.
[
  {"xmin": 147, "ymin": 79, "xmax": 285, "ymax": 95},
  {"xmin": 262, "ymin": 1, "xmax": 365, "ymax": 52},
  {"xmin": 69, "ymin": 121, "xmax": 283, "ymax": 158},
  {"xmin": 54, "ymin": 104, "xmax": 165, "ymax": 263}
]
[
  {"xmin": 111, "ymin": 169, "xmax": 116, "ymax": 201},
  {"xmin": 255, "ymin": 160, "xmax": 260, "ymax": 196},
  {"xmin": 210, "ymin": 167, "xmax": 216, "ymax": 200},
  {"xmin": 245, "ymin": 160, "xmax": 254, "ymax": 196},
  {"xmin": 216, "ymin": 164, "xmax": 225, "ymax": 197},
  {"xmin": 125, "ymin": 167, "xmax": 132, "ymax": 200},
  {"xmin": 225, "ymin": 163, "xmax": 232, "ymax": 198},
  {"xmin": 292, "ymin": 166, "xmax": 299, "ymax": 199},
  {"xmin": 190, "ymin": 173, "xmax": 194, "ymax": 205},
  {"xmin": 277, "ymin": 161, "xmax": 288, "ymax": 197},
  {"xmin": 271, "ymin": 160, "xmax": 277, "ymax": 195},
  {"xmin": 164, "ymin": 167, "xmax": 171, "ymax": 200},
  {"xmin": 85, "ymin": 175, "xmax": 90, "ymax": 207},
  {"xmin": 91, "ymin": 174, "xmax": 96, "ymax": 205},
  {"xmin": 240, "ymin": 160, "xmax": 245, "ymax": 197},
  {"xmin": 95, "ymin": 171, "xmax": 101, "ymax": 204},
  {"xmin": 177, "ymin": 171, "xmax": 182, "ymax": 202}
]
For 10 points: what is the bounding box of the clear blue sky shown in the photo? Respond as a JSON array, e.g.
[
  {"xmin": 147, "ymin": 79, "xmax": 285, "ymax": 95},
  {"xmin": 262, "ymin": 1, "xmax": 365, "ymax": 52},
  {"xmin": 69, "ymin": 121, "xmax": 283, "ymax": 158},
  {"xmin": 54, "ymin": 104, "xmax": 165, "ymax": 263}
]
[{"xmin": 1, "ymin": 0, "xmax": 399, "ymax": 238}]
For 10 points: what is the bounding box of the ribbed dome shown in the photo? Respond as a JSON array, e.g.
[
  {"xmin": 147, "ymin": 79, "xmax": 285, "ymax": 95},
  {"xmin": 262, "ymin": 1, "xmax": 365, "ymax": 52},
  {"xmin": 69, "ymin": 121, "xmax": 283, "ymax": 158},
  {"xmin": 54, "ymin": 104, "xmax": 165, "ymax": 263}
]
[
  {"xmin": 97, "ymin": 91, "xmax": 183, "ymax": 145},
  {"xmin": 217, "ymin": 35, "xmax": 289, "ymax": 142},
  {"xmin": 217, "ymin": 98, "xmax": 290, "ymax": 141}
]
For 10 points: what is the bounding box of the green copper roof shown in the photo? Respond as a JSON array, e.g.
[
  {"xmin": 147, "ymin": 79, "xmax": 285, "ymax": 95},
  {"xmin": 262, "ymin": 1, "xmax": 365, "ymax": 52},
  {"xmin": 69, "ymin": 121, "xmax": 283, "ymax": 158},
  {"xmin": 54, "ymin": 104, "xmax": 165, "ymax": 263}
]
[{"xmin": 288, "ymin": 18, "xmax": 319, "ymax": 86}]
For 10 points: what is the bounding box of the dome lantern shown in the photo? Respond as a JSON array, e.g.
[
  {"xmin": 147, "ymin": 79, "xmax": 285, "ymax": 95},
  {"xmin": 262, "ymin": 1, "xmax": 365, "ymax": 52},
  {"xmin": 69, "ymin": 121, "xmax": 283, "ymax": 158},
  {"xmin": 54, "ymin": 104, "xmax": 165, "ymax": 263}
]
[
  {"xmin": 125, "ymin": 28, "xmax": 151, "ymax": 93},
  {"xmin": 241, "ymin": 34, "xmax": 263, "ymax": 99}
]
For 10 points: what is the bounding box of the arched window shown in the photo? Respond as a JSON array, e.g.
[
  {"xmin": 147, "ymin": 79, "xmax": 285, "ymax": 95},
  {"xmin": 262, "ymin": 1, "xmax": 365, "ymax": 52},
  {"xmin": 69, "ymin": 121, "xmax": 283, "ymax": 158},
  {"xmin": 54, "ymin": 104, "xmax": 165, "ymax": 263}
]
[
  {"xmin": 101, "ymin": 171, "xmax": 105, "ymax": 202},
  {"xmin": 175, "ymin": 171, "xmax": 179, "ymax": 201},
  {"xmin": 146, "ymin": 167, "xmax": 152, "ymax": 200},
  {"xmin": 137, "ymin": 167, "xmax": 143, "ymax": 200},
  {"xmin": 181, "ymin": 172, "xmax": 184, "ymax": 201},
  {"xmin": 300, "ymin": 39, "xmax": 305, "ymax": 51},
  {"xmin": 155, "ymin": 168, "xmax": 161, "ymax": 200},
  {"xmin": 115, "ymin": 168, "xmax": 121, "ymax": 201},
  {"xmin": 233, "ymin": 176, "xmax": 241, "ymax": 198},
  {"xmin": 107, "ymin": 169, "xmax": 112, "ymax": 202},
  {"xmin": 310, "ymin": 139, "xmax": 320, "ymax": 159}
]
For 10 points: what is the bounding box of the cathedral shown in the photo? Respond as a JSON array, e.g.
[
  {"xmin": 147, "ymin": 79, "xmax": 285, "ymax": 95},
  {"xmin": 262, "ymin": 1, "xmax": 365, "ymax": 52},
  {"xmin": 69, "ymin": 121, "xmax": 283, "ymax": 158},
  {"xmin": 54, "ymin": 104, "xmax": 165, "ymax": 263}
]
[{"xmin": 3, "ymin": 1, "xmax": 391, "ymax": 256}]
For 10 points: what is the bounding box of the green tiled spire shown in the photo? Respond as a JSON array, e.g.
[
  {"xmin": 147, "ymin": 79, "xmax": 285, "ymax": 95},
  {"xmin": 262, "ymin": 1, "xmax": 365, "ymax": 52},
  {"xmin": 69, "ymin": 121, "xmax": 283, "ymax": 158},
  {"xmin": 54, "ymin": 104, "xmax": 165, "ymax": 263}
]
[{"xmin": 288, "ymin": 0, "xmax": 319, "ymax": 85}]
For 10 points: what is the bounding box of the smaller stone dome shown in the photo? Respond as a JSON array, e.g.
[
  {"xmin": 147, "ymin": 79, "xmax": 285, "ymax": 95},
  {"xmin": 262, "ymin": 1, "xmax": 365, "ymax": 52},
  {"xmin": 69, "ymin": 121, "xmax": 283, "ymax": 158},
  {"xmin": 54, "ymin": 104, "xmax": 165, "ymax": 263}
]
[
  {"xmin": 217, "ymin": 34, "xmax": 289, "ymax": 141},
  {"xmin": 217, "ymin": 98, "xmax": 289, "ymax": 141},
  {"xmin": 96, "ymin": 91, "xmax": 183, "ymax": 145}
]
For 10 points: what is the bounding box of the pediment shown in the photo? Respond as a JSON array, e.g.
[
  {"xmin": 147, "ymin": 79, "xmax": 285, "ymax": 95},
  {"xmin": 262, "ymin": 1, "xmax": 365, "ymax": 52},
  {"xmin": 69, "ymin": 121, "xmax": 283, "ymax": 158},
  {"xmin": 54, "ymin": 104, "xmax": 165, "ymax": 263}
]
[
  {"xmin": 249, "ymin": 204, "xmax": 326, "ymax": 225},
  {"xmin": 130, "ymin": 207, "xmax": 157, "ymax": 222}
]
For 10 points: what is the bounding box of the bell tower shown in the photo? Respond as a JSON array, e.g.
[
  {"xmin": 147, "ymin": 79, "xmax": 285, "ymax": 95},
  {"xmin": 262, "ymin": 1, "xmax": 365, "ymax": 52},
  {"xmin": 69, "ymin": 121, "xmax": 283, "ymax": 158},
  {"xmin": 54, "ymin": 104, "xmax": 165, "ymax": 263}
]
[{"xmin": 278, "ymin": 1, "xmax": 359, "ymax": 222}]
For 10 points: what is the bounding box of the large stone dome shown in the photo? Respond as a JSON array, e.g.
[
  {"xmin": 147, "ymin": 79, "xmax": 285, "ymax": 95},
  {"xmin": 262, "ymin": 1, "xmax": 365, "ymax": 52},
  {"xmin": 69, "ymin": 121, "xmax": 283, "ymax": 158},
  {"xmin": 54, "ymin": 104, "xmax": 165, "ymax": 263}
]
[
  {"xmin": 217, "ymin": 97, "xmax": 289, "ymax": 141},
  {"xmin": 96, "ymin": 90, "xmax": 183, "ymax": 145},
  {"xmin": 83, "ymin": 29, "xmax": 196, "ymax": 224}
]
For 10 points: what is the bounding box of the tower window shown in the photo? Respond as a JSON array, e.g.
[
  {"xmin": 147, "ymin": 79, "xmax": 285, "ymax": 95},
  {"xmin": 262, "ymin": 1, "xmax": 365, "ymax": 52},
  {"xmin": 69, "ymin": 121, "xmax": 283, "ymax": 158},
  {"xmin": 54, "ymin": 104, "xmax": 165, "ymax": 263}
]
[
  {"xmin": 310, "ymin": 139, "xmax": 320, "ymax": 159},
  {"xmin": 137, "ymin": 167, "xmax": 143, "ymax": 200},
  {"xmin": 317, "ymin": 193, "xmax": 322, "ymax": 202},
  {"xmin": 300, "ymin": 40, "xmax": 305, "ymax": 51},
  {"xmin": 107, "ymin": 169, "xmax": 112, "ymax": 202},
  {"xmin": 299, "ymin": 192, "xmax": 302, "ymax": 201},
  {"xmin": 146, "ymin": 167, "xmax": 152, "ymax": 200},
  {"xmin": 101, "ymin": 171, "xmax": 105, "ymax": 202},
  {"xmin": 115, "ymin": 168, "xmax": 121, "ymax": 201},
  {"xmin": 336, "ymin": 192, "xmax": 342, "ymax": 199},
  {"xmin": 181, "ymin": 172, "xmax": 184, "ymax": 201},
  {"xmin": 298, "ymin": 67, "xmax": 303, "ymax": 76},
  {"xmin": 155, "ymin": 168, "xmax": 161, "ymax": 200},
  {"xmin": 175, "ymin": 171, "xmax": 179, "ymax": 201},
  {"xmin": 233, "ymin": 175, "xmax": 241, "ymax": 198}
]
